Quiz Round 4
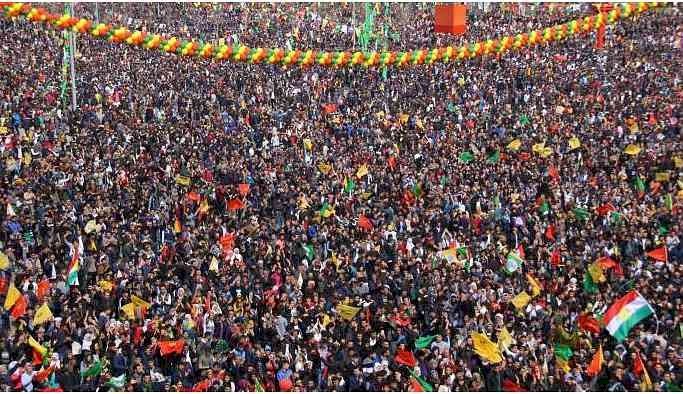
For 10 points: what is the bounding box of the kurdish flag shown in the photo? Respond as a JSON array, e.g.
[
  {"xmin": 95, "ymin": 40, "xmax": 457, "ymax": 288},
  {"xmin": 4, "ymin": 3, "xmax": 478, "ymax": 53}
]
[
  {"xmin": 603, "ymin": 291, "xmax": 654, "ymax": 342},
  {"xmin": 66, "ymin": 249, "xmax": 79, "ymax": 286}
]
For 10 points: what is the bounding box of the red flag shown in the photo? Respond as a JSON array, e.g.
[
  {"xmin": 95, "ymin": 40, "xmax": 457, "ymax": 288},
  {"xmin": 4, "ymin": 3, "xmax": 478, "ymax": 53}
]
[
  {"xmin": 633, "ymin": 352, "xmax": 645, "ymax": 376},
  {"xmin": 34, "ymin": 366, "xmax": 54, "ymax": 383},
  {"xmin": 227, "ymin": 199, "xmax": 245, "ymax": 211},
  {"xmin": 548, "ymin": 165, "xmax": 560, "ymax": 183},
  {"xmin": 596, "ymin": 256, "xmax": 617, "ymax": 270},
  {"xmin": 646, "ymin": 246, "xmax": 667, "ymax": 262},
  {"xmin": 32, "ymin": 349, "xmax": 44, "ymax": 366},
  {"xmin": 0, "ymin": 272, "xmax": 9, "ymax": 294},
  {"xmin": 387, "ymin": 156, "xmax": 397, "ymax": 171},
  {"xmin": 394, "ymin": 349, "xmax": 417, "ymax": 367},
  {"xmin": 192, "ymin": 379, "xmax": 211, "ymax": 392},
  {"xmin": 36, "ymin": 279, "xmax": 51, "ymax": 300},
  {"xmin": 158, "ymin": 339, "xmax": 185, "ymax": 356},
  {"xmin": 403, "ymin": 190, "xmax": 415, "ymax": 206},
  {"xmin": 202, "ymin": 169, "xmax": 213, "ymax": 183},
  {"xmin": 358, "ymin": 215, "xmax": 373, "ymax": 231},
  {"xmin": 595, "ymin": 24, "xmax": 605, "ymax": 49},
  {"xmin": 409, "ymin": 378, "xmax": 424, "ymax": 392},
  {"xmin": 238, "ymin": 183, "xmax": 250, "ymax": 196},
  {"xmin": 577, "ymin": 313, "xmax": 601, "ymax": 334},
  {"xmin": 596, "ymin": 203, "xmax": 616, "ymax": 216},
  {"xmin": 545, "ymin": 225, "xmax": 555, "ymax": 241},
  {"xmin": 550, "ymin": 248, "xmax": 561, "ymax": 267},
  {"xmin": 517, "ymin": 244, "xmax": 525, "ymax": 260},
  {"xmin": 219, "ymin": 233, "xmax": 235, "ymax": 253},
  {"xmin": 391, "ymin": 314, "xmax": 411, "ymax": 327},
  {"xmin": 186, "ymin": 191, "xmax": 201, "ymax": 202},
  {"xmin": 502, "ymin": 378, "xmax": 525, "ymax": 392},
  {"xmin": 11, "ymin": 295, "xmax": 27, "ymax": 318},
  {"xmin": 587, "ymin": 345, "xmax": 604, "ymax": 376},
  {"xmin": 204, "ymin": 294, "xmax": 211, "ymax": 313}
]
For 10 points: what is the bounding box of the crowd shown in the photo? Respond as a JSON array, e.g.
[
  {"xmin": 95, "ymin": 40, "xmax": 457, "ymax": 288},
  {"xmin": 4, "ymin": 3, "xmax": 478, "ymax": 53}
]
[
  {"xmin": 44, "ymin": 2, "xmax": 588, "ymax": 50},
  {"xmin": 0, "ymin": 2, "xmax": 682, "ymax": 392}
]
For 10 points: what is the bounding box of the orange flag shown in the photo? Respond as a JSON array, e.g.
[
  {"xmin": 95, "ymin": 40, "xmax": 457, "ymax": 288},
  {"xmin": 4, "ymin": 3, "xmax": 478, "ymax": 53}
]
[
  {"xmin": 219, "ymin": 233, "xmax": 236, "ymax": 253},
  {"xmin": 227, "ymin": 199, "xmax": 245, "ymax": 210},
  {"xmin": 587, "ymin": 345, "xmax": 604, "ymax": 376},
  {"xmin": 358, "ymin": 215, "xmax": 373, "ymax": 231},
  {"xmin": 646, "ymin": 246, "xmax": 667, "ymax": 262},
  {"xmin": 186, "ymin": 191, "xmax": 201, "ymax": 202},
  {"xmin": 36, "ymin": 279, "xmax": 50, "ymax": 300},
  {"xmin": 387, "ymin": 156, "xmax": 397, "ymax": 171},
  {"xmin": 158, "ymin": 339, "xmax": 185, "ymax": 356},
  {"xmin": 11, "ymin": 295, "xmax": 28, "ymax": 318},
  {"xmin": 238, "ymin": 183, "xmax": 250, "ymax": 196}
]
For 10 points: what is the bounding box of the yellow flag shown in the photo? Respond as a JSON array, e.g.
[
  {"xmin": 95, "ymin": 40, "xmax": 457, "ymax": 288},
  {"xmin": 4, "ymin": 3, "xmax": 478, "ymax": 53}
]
[
  {"xmin": 624, "ymin": 144, "xmax": 641, "ymax": 155},
  {"xmin": 497, "ymin": 326, "xmax": 514, "ymax": 352},
  {"xmin": 568, "ymin": 136, "xmax": 581, "ymax": 150},
  {"xmin": 84, "ymin": 220, "xmax": 98, "ymax": 234},
  {"xmin": 470, "ymin": 332, "xmax": 503, "ymax": 364},
  {"xmin": 399, "ymin": 114, "xmax": 409, "ymax": 124},
  {"xmin": 318, "ymin": 163, "xmax": 332, "ymax": 175},
  {"xmin": 532, "ymin": 142, "xmax": 546, "ymax": 154},
  {"xmin": 336, "ymin": 304, "xmax": 361, "ymax": 321},
  {"xmin": 556, "ymin": 357, "xmax": 570, "ymax": 373},
  {"xmin": 507, "ymin": 139, "xmax": 522, "ymax": 151},
  {"xmin": 131, "ymin": 295, "xmax": 151, "ymax": 309},
  {"xmin": 33, "ymin": 303, "xmax": 53, "ymax": 326},
  {"xmin": 198, "ymin": 199, "xmax": 210, "ymax": 214},
  {"xmin": 588, "ymin": 262, "xmax": 606, "ymax": 283},
  {"xmin": 655, "ymin": 172, "xmax": 670, "ymax": 182},
  {"xmin": 98, "ymin": 280, "xmax": 114, "ymax": 293},
  {"xmin": 356, "ymin": 164, "xmax": 369, "ymax": 179},
  {"xmin": 303, "ymin": 138, "xmax": 313, "ymax": 151},
  {"xmin": 121, "ymin": 303, "xmax": 136, "ymax": 320},
  {"xmin": 0, "ymin": 251, "xmax": 9, "ymax": 270},
  {"xmin": 175, "ymin": 175, "xmax": 191, "ymax": 186},
  {"xmin": 298, "ymin": 196, "xmax": 310, "ymax": 210},
  {"xmin": 526, "ymin": 274, "xmax": 542, "ymax": 297},
  {"xmin": 209, "ymin": 256, "xmax": 219, "ymax": 272},
  {"xmin": 674, "ymin": 157, "xmax": 683, "ymax": 169},
  {"xmin": 28, "ymin": 336, "xmax": 47, "ymax": 357},
  {"xmin": 321, "ymin": 314, "xmax": 331, "ymax": 328},
  {"xmin": 4, "ymin": 283, "xmax": 20, "ymax": 310},
  {"xmin": 511, "ymin": 291, "xmax": 531, "ymax": 310}
]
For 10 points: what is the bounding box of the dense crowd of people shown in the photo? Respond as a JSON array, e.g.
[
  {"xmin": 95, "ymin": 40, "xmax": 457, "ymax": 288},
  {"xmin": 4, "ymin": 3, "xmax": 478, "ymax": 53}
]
[{"xmin": 0, "ymin": 2, "xmax": 682, "ymax": 392}]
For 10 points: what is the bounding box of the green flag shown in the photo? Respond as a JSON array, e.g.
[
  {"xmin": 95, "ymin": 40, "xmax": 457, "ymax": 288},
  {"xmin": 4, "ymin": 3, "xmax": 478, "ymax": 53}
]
[
  {"xmin": 664, "ymin": 193, "xmax": 673, "ymax": 211},
  {"xmin": 81, "ymin": 360, "xmax": 102, "ymax": 378},
  {"xmin": 487, "ymin": 150, "xmax": 500, "ymax": 164},
  {"xmin": 519, "ymin": 114, "xmax": 530, "ymax": 126},
  {"xmin": 303, "ymin": 244, "xmax": 315, "ymax": 261},
  {"xmin": 255, "ymin": 378, "xmax": 265, "ymax": 392},
  {"xmin": 538, "ymin": 200, "xmax": 550, "ymax": 216},
  {"xmin": 106, "ymin": 374, "xmax": 126, "ymax": 389},
  {"xmin": 609, "ymin": 211, "xmax": 623, "ymax": 226},
  {"xmin": 410, "ymin": 371, "xmax": 434, "ymax": 392},
  {"xmin": 583, "ymin": 272, "xmax": 598, "ymax": 294},
  {"xmin": 458, "ymin": 151, "xmax": 474, "ymax": 163},
  {"xmin": 344, "ymin": 177, "xmax": 356, "ymax": 194},
  {"xmin": 554, "ymin": 343, "xmax": 573, "ymax": 361},
  {"xmin": 634, "ymin": 176, "xmax": 645, "ymax": 193},
  {"xmin": 415, "ymin": 335, "xmax": 437, "ymax": 349},
  {"xmin": 412, "ymin": 184, "xmax": 423, "ymax": 199},
  {"xmin": 573, "ymin": 207, "xmax": 590, "ymax": 222},
  {"xmin": 319, "ymin": 202, "xmax": 334, "ymax": 218}
]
